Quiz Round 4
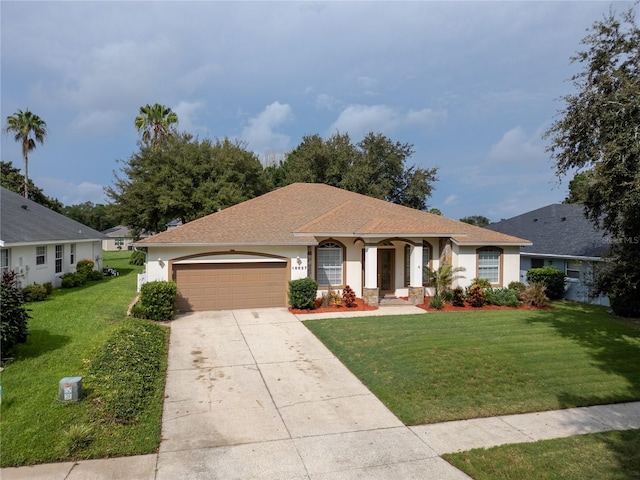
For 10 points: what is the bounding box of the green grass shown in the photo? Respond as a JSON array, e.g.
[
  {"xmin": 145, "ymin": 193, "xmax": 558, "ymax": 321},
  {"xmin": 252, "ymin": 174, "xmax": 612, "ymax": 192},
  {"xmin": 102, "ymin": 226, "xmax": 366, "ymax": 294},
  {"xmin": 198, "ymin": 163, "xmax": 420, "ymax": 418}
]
[
  {"xmin": 0, "ymin": 251, "xmax": 169, "ymax": 467},
  {"xmin": 444, "ymin": 429, "xmax": 640, "ymax": 480},
  {"xmin": 304, "ymin": 302, "xmax": 640, "ymax": 424}
]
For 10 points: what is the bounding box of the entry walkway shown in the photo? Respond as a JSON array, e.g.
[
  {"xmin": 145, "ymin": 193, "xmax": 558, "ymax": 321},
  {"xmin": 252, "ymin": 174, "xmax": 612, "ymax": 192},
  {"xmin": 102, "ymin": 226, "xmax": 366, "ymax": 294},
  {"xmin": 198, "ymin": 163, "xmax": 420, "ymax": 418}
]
[{"xmin": 2, "ymin": 306, "xmax": 639, "ymax": 479}]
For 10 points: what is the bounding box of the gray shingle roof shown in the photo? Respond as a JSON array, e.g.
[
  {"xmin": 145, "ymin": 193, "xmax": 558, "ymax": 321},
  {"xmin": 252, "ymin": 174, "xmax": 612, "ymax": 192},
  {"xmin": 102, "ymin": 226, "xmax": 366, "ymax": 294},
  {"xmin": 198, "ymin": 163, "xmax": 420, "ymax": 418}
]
[
  {"xmin": 486, "ymin": 204, "xmax": 609, "ymax": 258},
  {"xmin": 1, "ymin": 187, "xmax": 106, "ymax": 245}
]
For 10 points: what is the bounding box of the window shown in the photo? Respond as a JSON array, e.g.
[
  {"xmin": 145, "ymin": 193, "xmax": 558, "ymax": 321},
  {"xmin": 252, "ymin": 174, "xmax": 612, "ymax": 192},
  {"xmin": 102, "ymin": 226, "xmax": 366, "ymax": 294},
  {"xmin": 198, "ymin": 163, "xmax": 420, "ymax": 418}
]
[
  {"xmin": 531, "ymin": 258, "xmax": 544, "ymax": 269},
  {"xmin": 477, "ymin": 247, "xmax": 502, "ymax": 285},
  {"xmin": 36, "ymin": 246, "xmax": 47, "ymax": 266},
  {"xmin": 317, "ymin": 241, "xmax": 344, "ymax": 286},
  {"xmin": 404, "ymin": 242, "xmax": 432, "ymax": 286},
  {"xmin": 55, "ymin": 245, "xmax": 63, "ymax": 274},
  {"xmin": 70, "ymin": 244, "xmax": 76, "ymax": 265},
  {"xmin": 566, "ymin": 260, "xmax": 581, "ymax": 279},
  {"xmin": 115, "ymin": 238, "xmax": 125, "ymax": 247},
  {"xmin": 1, "ymin": 249, "xmax": 9, "ymax": 274}
]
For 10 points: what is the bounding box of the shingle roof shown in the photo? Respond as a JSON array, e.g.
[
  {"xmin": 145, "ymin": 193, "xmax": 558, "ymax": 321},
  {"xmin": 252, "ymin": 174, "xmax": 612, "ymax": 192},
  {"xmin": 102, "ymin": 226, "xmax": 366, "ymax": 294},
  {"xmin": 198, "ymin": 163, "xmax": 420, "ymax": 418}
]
[
  {"xmin": 102, "ymin": 226, "xmax": 132, "ymax": 237},
  {"xmin": 1, "ymin": 187, "xmax": 106, "ymax": 245},
  {"xmin": 136, "ymin": 183, "xmax": 530, "ymax": 246},
  {"xmin": 486, "ymin": 203, "xmax": 609, "ymax": 258}
]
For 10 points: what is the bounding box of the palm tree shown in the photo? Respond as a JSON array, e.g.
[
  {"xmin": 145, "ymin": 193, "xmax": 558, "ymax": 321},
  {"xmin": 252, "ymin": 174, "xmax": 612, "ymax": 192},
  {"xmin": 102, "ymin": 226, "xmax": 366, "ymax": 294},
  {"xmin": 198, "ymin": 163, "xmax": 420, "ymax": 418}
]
[
  {"xmin": 4, "ymin": 109, "xmax": 48, "ymax": 198},
  {"xmin": 426, "ymin": 264, "xmax": 466, "ymax": 296},
  {"xmin": 134, "ymin": 103, "xmax": 178, "ymax": 146}
]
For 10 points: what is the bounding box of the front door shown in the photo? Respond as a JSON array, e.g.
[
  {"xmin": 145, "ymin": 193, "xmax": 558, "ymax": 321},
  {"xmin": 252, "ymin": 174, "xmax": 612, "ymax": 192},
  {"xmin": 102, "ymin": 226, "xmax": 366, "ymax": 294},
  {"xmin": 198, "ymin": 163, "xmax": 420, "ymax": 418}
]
[{"xmin": 377, "ymin": 249, "xmax": 394, "ymax": 294}]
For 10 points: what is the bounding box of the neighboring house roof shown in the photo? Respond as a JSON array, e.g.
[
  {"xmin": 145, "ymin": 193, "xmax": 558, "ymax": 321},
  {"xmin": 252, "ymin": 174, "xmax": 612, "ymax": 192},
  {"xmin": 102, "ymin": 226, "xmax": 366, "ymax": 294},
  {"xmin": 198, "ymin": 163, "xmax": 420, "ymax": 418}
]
[
  {"xmin": 0, "ymin": 187, "xmax": 106, "ymax": 246},
  {"xmin": 102, "ymin": 226, "xmax": 133, "ymax": 238},
  {"xmin": 136, "ymin": 183, "xmax": 529, "ymax": 247},
  {"xmin": 486, "ymin": 203, "xmax": 609, "ymax": 259}
]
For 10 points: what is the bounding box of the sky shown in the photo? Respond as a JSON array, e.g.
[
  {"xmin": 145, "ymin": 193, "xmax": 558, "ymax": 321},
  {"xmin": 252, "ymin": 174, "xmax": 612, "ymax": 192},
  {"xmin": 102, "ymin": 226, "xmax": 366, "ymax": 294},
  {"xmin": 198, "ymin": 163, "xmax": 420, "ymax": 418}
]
[{"xmin": 1, "ymin": 1, "xmax": 635, "ymax": 222}]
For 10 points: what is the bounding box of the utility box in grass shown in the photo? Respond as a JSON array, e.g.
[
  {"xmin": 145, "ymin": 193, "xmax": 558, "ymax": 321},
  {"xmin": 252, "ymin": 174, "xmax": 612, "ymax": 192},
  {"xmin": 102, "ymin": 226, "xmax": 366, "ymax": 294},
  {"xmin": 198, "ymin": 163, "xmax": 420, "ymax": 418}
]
[{"xmin": 59, "ymin": 376, "xmax": 82, "ymax": 402}]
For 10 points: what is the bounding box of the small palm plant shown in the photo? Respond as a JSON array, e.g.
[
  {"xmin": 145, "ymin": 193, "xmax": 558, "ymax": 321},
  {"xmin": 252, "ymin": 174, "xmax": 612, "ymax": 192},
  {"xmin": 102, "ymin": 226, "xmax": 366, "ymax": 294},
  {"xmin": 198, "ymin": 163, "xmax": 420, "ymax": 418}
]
[{"xmin": 425, "ymin": 264, "xmax": 466, "ymax": 296}]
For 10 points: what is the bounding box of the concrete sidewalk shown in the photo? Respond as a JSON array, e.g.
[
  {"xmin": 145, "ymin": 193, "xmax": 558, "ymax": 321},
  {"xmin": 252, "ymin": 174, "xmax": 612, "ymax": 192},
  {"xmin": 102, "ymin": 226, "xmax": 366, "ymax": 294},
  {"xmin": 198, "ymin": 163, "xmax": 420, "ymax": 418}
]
[{"xmin": 2, "ymin": 306, "xmax": 639, "ymax": 480}]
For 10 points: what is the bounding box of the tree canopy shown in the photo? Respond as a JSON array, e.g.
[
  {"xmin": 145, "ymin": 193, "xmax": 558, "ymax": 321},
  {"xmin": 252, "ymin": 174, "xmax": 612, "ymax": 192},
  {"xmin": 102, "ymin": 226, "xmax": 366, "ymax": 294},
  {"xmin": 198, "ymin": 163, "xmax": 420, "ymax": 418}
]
[
  {"xmin": 60, "ymin": 202, "xmax": 117, "ymax": 232},
  {"xmin": 271, "ymin": 132, "xmax": 438, "ymax": 210},
  {"xmin": 3, "ymin": 109, "xmax": 47, "ymax": 198},
  {"xmin": 106, "ymin": 133, "xmax": 267, "ymax": 234},
  {"xmin": 459, "ymin": 215, "xmax": 491, "ymax": 227},
  {"xmin": 543, "ymin": 5, "xmax": 640, "ymax": 316},
  {"xmin": 1, "ymin": 161, "xmax": 62, "ymax": 212}
]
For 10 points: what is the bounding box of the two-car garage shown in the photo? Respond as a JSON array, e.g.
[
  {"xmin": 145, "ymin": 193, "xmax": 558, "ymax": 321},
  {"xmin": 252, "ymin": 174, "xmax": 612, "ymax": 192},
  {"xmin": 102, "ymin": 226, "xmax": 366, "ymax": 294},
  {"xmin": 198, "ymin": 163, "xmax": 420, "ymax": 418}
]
[{"xmin": 172, "ymin": 261, "xmax": 288, "ymax": 312}]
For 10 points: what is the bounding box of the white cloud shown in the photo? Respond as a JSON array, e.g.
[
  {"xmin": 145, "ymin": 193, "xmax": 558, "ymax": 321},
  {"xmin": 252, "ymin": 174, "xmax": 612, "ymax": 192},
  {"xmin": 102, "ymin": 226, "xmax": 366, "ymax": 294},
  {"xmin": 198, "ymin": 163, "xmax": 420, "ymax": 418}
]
[
  {"xmin": 487, "ymin": 126, "xmax": 545, "ymax": 167},
  {"xmin": 240, "ymin": 102, "xmax": 294, "ymax": 153},
  {"xmin": 172, "ymin": 101, "xmax": 206, "ymax": 135},
  {"xmin": 37, "ymin": 177, "xmax": 107, "ymax": 205},
  {"xmin": 315, "ymin": 94, "xmax": 342, "ymax": 111},
  {"xmin": 328, "ymin": 104, "xmax": 447, "ymax": 139},
  {"xmin": 444, "ymin": 194, "xmax": 459, "ymax": 206},
  {"xmin": 69, "ymin": 110, "xmax": 124, "ymax": 136}
]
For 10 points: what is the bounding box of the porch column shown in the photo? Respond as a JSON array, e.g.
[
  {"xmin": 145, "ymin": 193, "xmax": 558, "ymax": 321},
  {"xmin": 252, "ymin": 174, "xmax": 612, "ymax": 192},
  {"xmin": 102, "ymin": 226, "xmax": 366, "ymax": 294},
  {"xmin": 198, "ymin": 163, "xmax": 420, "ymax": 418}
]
[
  {"xmin": 408, "ymin": 243, "xmax": 425, "ymax": 305},
  {"xmin": 363, "ymin": 244, "xmax": 379, "ymax": 306}
]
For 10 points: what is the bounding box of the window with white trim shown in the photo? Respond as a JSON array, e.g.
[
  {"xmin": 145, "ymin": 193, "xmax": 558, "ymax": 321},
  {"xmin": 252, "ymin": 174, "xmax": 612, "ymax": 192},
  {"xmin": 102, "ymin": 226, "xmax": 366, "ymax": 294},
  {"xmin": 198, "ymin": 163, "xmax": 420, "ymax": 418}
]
[
  {"xmin": 70, "ymin": 244, "xmax": 76, "ymax": 265},
  {"xmin": 55, "ymin": 245, "xmax": 63, "ymax": 274},
  {"xmin": 422, "ymin": 242, "xmax": 431, "ymax": 286},
  {"xmin": 478, "ymin": 248, "xmax": 501, "ymax": 284},
  {"xmin": 1, "ymin": 249, "xmax": 10, "ymax": 274},
  {"xmin": 317, "ymin": 241, "xmax": 343, "ymax": 286},
  {"xmin": 36, "ymin": 246, "xmax": 47, "ymax": 266},
  {"xmin": 566, "ymin": 260, "xmax": 581, "ymax": 279}
]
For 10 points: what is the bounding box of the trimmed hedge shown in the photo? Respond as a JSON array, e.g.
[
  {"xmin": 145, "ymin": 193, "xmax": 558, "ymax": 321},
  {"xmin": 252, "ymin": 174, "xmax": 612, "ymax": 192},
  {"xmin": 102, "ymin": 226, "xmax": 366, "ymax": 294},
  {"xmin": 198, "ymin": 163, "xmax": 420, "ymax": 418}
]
[
  {"xmin": 289, "ymin": 278, "xmax": 318, "ymax": 309},
  {"xmin": 526, "ymin": 267, "xmax": 566, "ymax": 300},
  {"xmin": 131, "ymin": 281, "xmax": 178, "ymax": 321}
]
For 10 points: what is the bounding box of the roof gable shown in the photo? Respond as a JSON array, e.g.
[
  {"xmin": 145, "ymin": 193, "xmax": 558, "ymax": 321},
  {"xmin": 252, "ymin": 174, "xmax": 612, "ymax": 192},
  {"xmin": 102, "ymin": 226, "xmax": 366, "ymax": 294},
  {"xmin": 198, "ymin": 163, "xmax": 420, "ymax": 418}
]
[
  {"xmin": 486, "ymin": 204, "xmax": 609, "ymax": 258},
  {"xmin": 1, "ymin": 187, "xmax": 105, "ymax": 245},
  {"xmin": 137, "ymin": 183, "xmax": 529, "ymax": 246}
]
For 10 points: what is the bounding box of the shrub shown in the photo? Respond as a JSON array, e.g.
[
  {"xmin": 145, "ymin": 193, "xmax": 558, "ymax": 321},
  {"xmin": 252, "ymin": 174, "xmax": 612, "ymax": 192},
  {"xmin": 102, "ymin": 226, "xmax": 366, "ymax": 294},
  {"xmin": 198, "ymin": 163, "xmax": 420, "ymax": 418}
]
[
  {"xmin": 87, "ymin": 319, "xmax": 168, "ymax": 424},
  {"xmin": 43, "ymin": 282, "xmax": 53, "ymax": 295},
  {"xmin": 22, "ymin": 283, "xmax": 49, "ymax": 302},
  {"xmin": 470, "ymin": 277, "xmax": 492, "ymax": 289},
  {"xmin": 0, "ymin": 271, "xmax": 30, "ymax": 355},
  {"xmin": 429, "ymin": 295, "xmax": 444, "ymax": 309},
  {"xmin": 485, "ymin": 287, "xmax": 520, "ymax": 307},
  {"xmin": 520, "ymin": 282, "xmax": 549, "ymax": 307},
  {"xmin": 441, "ymin": 289, "xmax": 454, "ymax": 304},
  {"xmin": 288, "ymin": 278, "xmax": 318, "ymax": 310},
  {"xmin": 526, "ymin": 267, "xmax": 566, "ymax": 300},
  {"xmin": 452, "ymin": 287, "xmax": 466, "ymax": 307},
  {"xmin": 342, "ymin": 285, "xmax": 356, "ymax": 307},
  {"xmin": 467, "ymin": 284, "xmax": 486, "ymax": 307},
  {"xmin": 133, "ymin": 281, "xmax": 178, "ymax": 321},
  {"xmin": 86, "ymin": 269, "xmax": 104, "ymax": 282},
  {"xmin": 508, "ymin": 281, "xmax": 526, "ymax": 296},
  {"xmin": 425, "ymin": 264, "xmax": 466, "ymax": 296},
  {"xmin": 331, "ymin": 291, "xmax": 342, "ymax": 307},
  {"xmin": 129, "ymin": 250, "xmax": 146, "ymax": 266},
  {"xmin": 76, "ymin": 259, "xmax": 95, "ymax": 277},
  {"xmin": 61, "ymin": 272, "xmax": 84, "ymax": 288}
]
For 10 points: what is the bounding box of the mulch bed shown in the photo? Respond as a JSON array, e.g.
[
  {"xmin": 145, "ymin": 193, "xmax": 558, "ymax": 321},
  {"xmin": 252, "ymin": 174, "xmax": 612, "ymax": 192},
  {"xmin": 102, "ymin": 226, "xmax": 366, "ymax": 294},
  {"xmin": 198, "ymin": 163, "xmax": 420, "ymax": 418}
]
[
  {"xmin": 417, "ymin": 297, "xmax": 550, "ymax": 312},
  {"xmin": 289, "ymin": 298, "xmax": 378, "ymax": 314}
]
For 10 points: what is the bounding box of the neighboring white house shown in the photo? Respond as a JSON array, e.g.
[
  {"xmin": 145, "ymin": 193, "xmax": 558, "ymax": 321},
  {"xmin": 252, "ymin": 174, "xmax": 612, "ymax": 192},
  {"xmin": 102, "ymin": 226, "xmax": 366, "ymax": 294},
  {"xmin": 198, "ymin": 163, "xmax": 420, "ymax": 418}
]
[
  {"xmin": 1, "ymin": 187, "xmax": 106, "ymax": 288},
  {"xmin": 486, "ymin": 204, "xmax": 610, "ymax": 306},
  {"xmin": 102, "ymin": 225, "xmax": 135, "ymax": 251},
  {"xmin": 135, "ymin": 183, "xmax": 530, "ymax": 311}
]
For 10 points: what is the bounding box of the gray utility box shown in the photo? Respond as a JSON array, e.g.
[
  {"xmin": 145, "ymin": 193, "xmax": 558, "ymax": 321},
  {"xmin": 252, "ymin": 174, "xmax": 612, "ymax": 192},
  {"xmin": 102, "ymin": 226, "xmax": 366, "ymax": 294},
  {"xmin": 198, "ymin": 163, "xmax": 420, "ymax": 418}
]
[{"xmin": 59, "ymin": 376, "xmax": 82, "ymax": 402}]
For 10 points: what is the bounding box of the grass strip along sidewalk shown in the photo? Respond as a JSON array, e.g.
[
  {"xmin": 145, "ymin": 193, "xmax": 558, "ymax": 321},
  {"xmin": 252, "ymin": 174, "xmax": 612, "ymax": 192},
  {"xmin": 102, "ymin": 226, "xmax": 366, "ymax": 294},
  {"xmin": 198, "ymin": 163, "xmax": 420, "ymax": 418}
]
[{"xmin": 0, "ymin": 252, "xmax": 169, "ymax": 467}]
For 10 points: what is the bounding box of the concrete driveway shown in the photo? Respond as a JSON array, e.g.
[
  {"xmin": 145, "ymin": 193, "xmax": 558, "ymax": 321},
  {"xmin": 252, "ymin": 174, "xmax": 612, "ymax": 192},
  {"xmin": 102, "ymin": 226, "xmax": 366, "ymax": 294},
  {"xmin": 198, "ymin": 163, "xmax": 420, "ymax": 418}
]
[{"xmin": 156, "ymin": 307, "xmax": 470, "ymax": 479}]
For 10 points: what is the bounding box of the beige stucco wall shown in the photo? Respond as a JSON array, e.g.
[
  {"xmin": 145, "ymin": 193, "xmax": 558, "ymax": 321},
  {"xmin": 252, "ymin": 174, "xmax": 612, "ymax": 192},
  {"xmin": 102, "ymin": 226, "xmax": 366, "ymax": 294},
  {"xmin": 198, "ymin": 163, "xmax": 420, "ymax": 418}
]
[{"xmin": 454, "ymin": 244, "xmax": 521, "ymax": 288}]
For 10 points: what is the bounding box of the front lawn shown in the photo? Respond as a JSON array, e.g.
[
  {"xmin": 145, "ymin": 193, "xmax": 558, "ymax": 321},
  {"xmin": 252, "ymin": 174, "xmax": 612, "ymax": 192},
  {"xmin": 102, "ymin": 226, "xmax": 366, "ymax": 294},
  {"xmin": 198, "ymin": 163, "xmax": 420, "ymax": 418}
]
[
  {"xmin": 0, "ymin": 251, "xmax": 169, "ymax": 467},
  {"xmin": 444, "ymin": 429, "xmax": 640, "ymax": 480},
  {"xmin": 304, "ymin": 302, "xmax": 640, "ymax": 425}
]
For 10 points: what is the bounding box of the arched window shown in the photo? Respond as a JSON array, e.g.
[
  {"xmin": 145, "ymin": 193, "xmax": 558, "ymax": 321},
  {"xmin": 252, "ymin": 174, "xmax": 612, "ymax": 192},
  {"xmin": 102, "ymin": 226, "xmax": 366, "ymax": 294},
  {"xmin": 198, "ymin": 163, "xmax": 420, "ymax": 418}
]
[
  {"xmin": 317, "ymin": 240, "xmax": 344, "ymax": 286},
  {"xmin": 477, "ymin": 247, "xmax": 503, "ymax": 285}
]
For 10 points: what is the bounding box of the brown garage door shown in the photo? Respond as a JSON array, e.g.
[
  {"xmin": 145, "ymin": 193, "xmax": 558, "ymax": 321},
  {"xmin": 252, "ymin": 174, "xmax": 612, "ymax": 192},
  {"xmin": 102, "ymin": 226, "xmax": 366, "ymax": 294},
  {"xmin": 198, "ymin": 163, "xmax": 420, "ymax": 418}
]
[{"xmin": 173, "ymin": 262, "xmax": 287, "ymax": 311}]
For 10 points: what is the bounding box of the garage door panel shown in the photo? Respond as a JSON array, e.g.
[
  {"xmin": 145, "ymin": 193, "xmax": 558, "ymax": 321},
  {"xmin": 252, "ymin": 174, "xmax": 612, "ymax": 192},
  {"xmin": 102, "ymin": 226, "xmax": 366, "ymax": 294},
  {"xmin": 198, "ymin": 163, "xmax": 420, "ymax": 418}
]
[{"xmin": 174, "ymin": 262, "xmax": 287, "ymax": 311}]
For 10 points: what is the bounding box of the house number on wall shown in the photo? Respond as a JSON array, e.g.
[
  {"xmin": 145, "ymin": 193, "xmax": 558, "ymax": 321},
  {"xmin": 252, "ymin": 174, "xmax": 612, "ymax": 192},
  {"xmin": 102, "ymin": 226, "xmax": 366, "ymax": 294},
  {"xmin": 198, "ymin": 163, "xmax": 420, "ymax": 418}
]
[{"xmin": 292, "ymin": 266, "xmax": 307, "ymax": 271}]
